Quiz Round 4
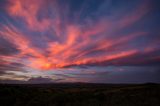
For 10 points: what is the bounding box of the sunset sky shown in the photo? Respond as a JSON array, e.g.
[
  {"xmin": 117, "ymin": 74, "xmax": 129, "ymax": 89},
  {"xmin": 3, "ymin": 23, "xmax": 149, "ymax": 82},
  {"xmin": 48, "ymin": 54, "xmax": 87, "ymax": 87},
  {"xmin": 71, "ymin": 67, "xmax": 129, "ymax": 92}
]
[{"xmin": 0, "ymin": 0, "xmax": 160, "ymax": 83}]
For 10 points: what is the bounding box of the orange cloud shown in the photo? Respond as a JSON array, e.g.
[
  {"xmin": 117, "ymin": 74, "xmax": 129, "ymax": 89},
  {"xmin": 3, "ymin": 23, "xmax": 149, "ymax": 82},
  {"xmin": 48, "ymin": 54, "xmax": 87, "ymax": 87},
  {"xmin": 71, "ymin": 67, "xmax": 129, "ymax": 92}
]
[
  {"xmin": 0, "ymin": 0, "xmax": 154, "ymax": 71},
  {"xmin": 7, "ymin": 0, "xmax": 51, "ymax": 31}
]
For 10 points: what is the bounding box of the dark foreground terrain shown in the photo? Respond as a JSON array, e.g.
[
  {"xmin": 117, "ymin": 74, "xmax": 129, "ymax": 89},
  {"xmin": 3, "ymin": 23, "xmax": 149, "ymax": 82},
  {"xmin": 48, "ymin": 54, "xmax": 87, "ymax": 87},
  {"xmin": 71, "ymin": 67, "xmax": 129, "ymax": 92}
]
[{"xmin": 0, "ymin": 83, "xmax": 160, "ymax": 106}]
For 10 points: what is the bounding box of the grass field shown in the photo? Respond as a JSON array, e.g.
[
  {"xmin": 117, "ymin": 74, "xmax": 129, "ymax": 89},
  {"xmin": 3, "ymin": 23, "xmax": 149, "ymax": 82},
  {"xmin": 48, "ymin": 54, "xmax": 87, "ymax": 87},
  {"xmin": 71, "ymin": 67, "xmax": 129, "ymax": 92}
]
[{"xmin": 0, "ymin": 83, "xmax": 159, "ymax": 106}]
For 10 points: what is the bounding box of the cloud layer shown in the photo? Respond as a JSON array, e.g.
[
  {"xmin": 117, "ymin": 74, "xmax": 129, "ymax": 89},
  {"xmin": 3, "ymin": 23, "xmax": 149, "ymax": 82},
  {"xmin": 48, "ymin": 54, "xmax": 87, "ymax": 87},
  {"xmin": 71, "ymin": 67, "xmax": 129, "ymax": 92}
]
[{"xmin": 0, "ymin": 0, "xmax": 160, "ymax": 83}]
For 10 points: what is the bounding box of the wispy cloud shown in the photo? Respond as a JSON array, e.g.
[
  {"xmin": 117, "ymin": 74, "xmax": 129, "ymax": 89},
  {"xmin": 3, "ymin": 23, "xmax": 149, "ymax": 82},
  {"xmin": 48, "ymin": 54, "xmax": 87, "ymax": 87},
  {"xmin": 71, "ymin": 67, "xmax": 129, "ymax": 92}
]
[{"xmin": 0, "ymin": 0, "xmax": 159, "ymax": 83}]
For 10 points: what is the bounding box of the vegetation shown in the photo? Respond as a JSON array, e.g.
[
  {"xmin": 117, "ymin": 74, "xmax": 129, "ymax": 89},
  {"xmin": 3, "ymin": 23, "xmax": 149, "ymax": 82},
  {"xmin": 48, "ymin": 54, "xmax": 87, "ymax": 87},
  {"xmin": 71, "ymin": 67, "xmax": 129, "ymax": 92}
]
[{"xmin": 0, "ymin": 83, "xmax": 160, "ymax": 106}]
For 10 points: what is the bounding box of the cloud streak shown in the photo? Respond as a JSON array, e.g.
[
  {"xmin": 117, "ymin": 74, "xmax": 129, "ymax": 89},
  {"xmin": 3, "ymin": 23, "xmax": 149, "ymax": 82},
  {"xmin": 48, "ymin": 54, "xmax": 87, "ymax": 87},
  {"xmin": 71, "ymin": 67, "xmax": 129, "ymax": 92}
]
[{"xmin": 0, "ymin": 0, "xmax": 159, "ymax": 83}]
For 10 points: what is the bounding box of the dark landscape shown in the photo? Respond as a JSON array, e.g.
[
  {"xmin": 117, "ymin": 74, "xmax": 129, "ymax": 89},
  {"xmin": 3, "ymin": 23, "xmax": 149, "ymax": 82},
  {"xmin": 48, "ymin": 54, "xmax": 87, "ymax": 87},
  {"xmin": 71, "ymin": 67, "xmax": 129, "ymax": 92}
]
[{"xmin": 0, "ymin": 83, "xmax": 160, "ymax": 106}]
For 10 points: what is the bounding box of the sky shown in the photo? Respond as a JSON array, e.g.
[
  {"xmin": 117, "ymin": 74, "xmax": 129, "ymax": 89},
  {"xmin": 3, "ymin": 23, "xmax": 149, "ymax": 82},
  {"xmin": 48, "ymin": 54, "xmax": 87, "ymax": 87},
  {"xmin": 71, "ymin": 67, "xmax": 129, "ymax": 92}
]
[{"xmin": 0, "ymin": 0, "xmax": 160, "ymax": 84}]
